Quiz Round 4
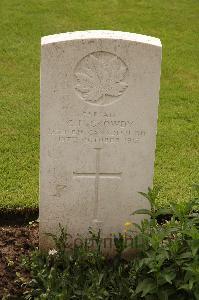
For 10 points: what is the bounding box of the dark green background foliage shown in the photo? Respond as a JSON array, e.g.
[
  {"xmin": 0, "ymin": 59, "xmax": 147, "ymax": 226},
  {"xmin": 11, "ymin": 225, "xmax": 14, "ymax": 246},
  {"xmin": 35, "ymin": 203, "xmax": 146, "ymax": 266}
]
[{"xmin": 0, "ymin": 0, "xmax": 198, "ymax": 207}]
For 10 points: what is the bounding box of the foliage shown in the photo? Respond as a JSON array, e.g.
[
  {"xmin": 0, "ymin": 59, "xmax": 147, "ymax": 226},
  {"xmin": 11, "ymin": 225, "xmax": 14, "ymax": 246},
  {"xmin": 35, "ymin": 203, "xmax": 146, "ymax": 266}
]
[
  {"xmin": 129, "ymin": 185, "xmax": 199, "ymax": 300},
  {"xmin": 22, "ymin": 187, "xmax": 199, "ymax": 299}
]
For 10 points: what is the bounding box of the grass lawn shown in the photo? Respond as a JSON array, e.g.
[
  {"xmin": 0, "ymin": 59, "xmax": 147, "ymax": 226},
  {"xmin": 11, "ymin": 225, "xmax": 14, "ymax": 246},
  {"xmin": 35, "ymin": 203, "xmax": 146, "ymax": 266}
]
[{"xmin": 0, "ymin": 0, "xmax": 198, "ymax": 208}]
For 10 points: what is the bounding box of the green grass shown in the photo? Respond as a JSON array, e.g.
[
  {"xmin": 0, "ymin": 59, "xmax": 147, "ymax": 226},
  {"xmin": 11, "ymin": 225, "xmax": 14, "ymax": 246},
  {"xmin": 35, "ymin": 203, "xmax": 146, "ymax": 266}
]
[{"xmin": 0, "ymin": 0, "xmax": 198, "ymax": 208}]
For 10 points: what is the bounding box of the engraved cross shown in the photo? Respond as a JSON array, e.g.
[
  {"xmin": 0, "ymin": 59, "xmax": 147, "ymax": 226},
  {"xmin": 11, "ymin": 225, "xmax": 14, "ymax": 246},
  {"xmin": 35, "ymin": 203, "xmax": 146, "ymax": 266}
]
[{"xmin": 73, "ymin": 148, "xmax": 122, "ymax": 222}]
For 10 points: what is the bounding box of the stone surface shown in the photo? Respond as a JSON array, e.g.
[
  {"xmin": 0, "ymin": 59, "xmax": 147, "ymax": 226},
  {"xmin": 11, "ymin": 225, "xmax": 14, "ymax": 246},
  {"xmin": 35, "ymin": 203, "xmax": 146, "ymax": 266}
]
[{"xmin": 40, "ymin": 30, "xmax": 162, "ymax": 252}]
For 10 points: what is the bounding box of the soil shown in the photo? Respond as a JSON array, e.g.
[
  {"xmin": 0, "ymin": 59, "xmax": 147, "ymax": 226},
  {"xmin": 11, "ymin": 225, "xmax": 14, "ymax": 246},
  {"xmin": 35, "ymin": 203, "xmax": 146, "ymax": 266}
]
[
  {"xmin": 0, "ymin": 208, "xmax": 39, "ymax": 226},
  {"xmin": 0, "ymin": 223, "xmax": 39, "ymax": 299}
]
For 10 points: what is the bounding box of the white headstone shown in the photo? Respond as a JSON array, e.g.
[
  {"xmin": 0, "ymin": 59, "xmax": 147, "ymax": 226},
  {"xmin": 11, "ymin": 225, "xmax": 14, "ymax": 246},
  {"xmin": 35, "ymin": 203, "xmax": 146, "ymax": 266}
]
[{"xmin": 40, "ymin": 30, "xmax": 162, "ymax": 252}]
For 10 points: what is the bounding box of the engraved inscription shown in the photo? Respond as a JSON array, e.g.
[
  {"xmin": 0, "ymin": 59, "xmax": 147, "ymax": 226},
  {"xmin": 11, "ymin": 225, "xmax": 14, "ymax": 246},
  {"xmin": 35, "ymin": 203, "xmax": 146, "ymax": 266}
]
[
  {"xmin": 74, "ymin": 51, "xmax": 128, "ymax": 105},
  {"xmin": 48, "ymin": 111, "xmax": 146, "ymax": 145},
  {"xmin": 73, "ymin": 148, "xmax": 122, "ymax": 220}
]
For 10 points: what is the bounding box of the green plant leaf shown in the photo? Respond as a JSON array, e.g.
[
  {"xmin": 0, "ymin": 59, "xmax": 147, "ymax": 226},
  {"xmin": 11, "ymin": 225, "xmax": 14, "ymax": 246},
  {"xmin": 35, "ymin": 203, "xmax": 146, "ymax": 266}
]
[
  {"xmin": 178, "ymin": 252, "xmax": 192, "ymax": 259},
  {"xmin": 162, "ymin": 271, "xmax": 176, "ymax": 284},
  {"xmin": 135, "ymin": 279, "xmax": 156, "ymax": 297},
  {"xmin": 190, "ymin": 240, "xmax": 199, "ymax": 256},
  {"xmin": 154, "ymin": 208, "xmax": 173, "ymax": 217},
  {"xmin": 178, "ymin": 283, "xmax": 190, "ymax": 291},
  {"xmin": 131, "ymin": 209, "xmax": 152, "ymax": 216}
]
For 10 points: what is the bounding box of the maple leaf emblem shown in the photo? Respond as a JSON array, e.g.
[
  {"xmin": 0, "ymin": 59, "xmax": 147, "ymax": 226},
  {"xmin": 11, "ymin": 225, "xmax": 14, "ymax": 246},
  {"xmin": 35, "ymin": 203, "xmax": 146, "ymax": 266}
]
[{"xmin": 74, "ymin": 52, "xmax": 128, "ymax": 105}]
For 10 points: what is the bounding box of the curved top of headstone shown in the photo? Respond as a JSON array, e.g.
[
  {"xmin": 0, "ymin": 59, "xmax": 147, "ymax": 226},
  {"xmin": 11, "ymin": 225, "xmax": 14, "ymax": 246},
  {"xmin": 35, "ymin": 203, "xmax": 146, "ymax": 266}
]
[{"xmin": 41, "ymin": 30, "xmax": 161, "ymax": 47}]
